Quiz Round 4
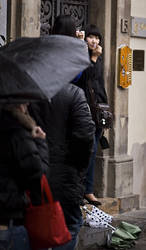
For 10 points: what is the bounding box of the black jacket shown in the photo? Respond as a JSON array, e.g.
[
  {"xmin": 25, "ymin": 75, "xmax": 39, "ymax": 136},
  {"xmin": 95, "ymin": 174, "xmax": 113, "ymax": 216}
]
[
  {"xmin": 74, "ymin": 56, "xmax": 110, "ymax": 149},
  {"xmin": 74, "ymin": 56, "xmax": 108, "ymax": 105},
  {"xmin": 30, "ymin": 84, "xmax": 95, "ymax": 205},
  {"xmin": 0, "ymin": 110, "xmax": 49, "ymax": 222}
]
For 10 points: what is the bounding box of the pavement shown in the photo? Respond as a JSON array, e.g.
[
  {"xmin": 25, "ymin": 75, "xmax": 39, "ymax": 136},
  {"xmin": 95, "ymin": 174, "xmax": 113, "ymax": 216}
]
[{"xmin": 76, "ymin": 208, "xmax": 146, "ymax": 250}]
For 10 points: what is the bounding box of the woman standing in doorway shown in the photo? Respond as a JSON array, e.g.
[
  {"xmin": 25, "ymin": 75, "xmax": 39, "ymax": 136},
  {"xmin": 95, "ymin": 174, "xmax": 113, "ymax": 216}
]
[{"xmin": 75, "ymin": 24, "xmax": 109, "ymax": 206}]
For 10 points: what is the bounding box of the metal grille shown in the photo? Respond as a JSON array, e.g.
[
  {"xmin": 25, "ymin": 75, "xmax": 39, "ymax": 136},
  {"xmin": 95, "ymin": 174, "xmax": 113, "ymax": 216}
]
[{"xmin": 40, "ymin": 0, "xmax": 88, "ymax": 35}]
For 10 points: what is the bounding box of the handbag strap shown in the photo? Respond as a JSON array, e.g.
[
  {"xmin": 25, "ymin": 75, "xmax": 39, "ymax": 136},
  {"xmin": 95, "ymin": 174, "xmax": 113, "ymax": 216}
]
[
  {"xmin": 87, "ymin": 79, "xmax": 97, "ymax": 108},
  {"xmin": 41, "ymin": 174, "xmax": 54, "ymax": 204},
  {"xmin": 87, "ymin": 79, "xmax": 98, "ymax": 122}
]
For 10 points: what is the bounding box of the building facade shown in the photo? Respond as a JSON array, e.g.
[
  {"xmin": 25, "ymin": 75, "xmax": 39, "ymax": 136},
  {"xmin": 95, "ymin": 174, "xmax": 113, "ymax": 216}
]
[
  {"xmin": 129, "ymin": 0, "xmax": 146, "ymax": 207},
  {"xmin": 0, "ymin": 0, "xmax": 146, "ymax": 209}
]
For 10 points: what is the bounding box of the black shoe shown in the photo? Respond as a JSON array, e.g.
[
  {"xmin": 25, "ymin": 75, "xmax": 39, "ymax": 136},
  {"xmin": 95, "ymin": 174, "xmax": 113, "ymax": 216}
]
[{"xmin": 84, "ymin": 196, "xmax": 102, "ymax": 207}]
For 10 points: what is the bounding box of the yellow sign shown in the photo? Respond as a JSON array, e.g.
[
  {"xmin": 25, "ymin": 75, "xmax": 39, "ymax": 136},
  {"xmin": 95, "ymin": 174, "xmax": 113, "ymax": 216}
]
[{"xmin": 118, "ymin": 46, "xmax": 132, "ymax": 88}]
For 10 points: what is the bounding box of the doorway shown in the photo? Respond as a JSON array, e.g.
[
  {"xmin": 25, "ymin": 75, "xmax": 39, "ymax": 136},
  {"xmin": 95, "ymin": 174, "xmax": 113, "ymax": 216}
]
[{"xmin": 40, "ymin": 0, "xmax": 89, "ymax": 35}]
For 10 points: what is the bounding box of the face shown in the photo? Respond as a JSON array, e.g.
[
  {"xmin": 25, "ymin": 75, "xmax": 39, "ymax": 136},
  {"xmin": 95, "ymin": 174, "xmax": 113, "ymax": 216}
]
[{"xmin": 86, "ymin": 34, "xmax": 100, "ymax": 50}]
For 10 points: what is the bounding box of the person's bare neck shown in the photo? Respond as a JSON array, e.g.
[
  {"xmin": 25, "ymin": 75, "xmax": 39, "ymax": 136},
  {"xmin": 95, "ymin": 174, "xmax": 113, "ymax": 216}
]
[{"xmin": 91, "ymin": 54, "xmax": 98, "ymax": 63}]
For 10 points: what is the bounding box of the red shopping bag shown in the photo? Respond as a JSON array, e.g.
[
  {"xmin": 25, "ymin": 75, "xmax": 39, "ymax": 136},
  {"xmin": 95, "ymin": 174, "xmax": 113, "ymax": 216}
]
[{"xmin": 25, "ymin": 174, "xmax": 71, "ymax": 249}]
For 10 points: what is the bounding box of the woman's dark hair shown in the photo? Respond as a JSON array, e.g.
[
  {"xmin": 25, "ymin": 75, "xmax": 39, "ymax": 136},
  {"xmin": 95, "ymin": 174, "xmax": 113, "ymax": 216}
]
[
  {"xmin": 85, "ymin": 24, "xmax": 102, "ymax": 42},
  {"xmin": 52, "ymin": 15, "xmax": 76, "ymax": 37}
]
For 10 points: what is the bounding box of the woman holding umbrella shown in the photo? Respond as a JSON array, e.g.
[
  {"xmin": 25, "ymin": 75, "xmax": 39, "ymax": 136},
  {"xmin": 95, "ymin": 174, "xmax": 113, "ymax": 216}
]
[
  {"xmin": 0, "ymin": 30, "xmax": 93, "ymax": 250},
  {"xmin": 0, "ymin": 31, "xmax": 93, "ymax": 249},
  {"xmin": 0, "ymin": 102, "xmax": 49, "ymax": 250}
]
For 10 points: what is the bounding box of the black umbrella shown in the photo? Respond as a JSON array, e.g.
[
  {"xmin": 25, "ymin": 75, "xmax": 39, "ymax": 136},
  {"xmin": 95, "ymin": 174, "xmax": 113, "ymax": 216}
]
[{"xmin": 0, "ymin": 35, "xmax": 90, "ymax": 103}]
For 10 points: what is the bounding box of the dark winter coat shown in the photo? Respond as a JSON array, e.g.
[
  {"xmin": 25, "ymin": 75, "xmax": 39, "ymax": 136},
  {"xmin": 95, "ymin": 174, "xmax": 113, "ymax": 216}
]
[
  {"xmin": 29, "ymin": 83, "xmax": 95, "ymax": 205},
  {"xmin": 74, "ymin": 56, "xmax": 110, "ymax": 149},
  {"xmin": 0, "ymin": 109, "xmax": 49, "ymax": 223},
  {"xmin": 74, "ymin": 56, "xmax": 108, "ymax": 105}
]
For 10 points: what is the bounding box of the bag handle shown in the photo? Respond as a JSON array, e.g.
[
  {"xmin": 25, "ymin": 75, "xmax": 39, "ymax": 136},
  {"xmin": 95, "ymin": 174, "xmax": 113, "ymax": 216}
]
[
  {"xmin": 87, "ymin": 79, "xmax": 98, "ymax": 123},
  {"xmin": 87, "ymin": 79, "xmax": 96, "ymax": 107},
  {"xmin": 41, "ymin": 174, "xmax": 54, "ymax": 205}
]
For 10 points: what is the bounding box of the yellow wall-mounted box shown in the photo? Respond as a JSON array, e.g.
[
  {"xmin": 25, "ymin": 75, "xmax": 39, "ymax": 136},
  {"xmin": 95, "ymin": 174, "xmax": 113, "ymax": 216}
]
[{"xmin": 118, "ymin": 46, "xmax": 132, "ymax": 88}]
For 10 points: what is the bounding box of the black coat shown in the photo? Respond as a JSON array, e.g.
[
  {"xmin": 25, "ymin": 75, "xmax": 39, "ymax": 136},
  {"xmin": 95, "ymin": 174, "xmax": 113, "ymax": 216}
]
[
  {"xmin": 0, "ymin": 110, "xmax": 49, "ymax": 222},
  {"xmin": 74, "ymin": 56, "xmax": 108, "ymax": 105},
  {"xmin": 29, "ymin": 84, "xmax": 95, "ymax": 205},
  {"xmin": 74, "ymin": 56, "xmax": 110, "ymax": 149}
]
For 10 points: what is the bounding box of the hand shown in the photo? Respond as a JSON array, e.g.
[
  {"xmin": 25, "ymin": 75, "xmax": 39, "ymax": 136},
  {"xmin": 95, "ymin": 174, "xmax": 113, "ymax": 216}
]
[
  {"xmin": 92, "ymin": 44, "xmax": 102, "ymax": 56},
  {"xmin": 76, "ymin": 30, "xmax": 85, "ymax": 40},
  {"xmin": 32, "ymin": 126, "xmax": 46, "ymax": 139},
  {"xmin": 91, "ymin": 45, "xmax": 102, "ymax": 62}
]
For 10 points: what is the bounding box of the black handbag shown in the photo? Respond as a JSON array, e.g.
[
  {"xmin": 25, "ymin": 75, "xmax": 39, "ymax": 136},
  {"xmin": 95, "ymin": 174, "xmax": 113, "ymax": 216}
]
[
  {"xmin": 88, "ymin": 80, "xmax": 113, "ymax": 129},
  {"xmin": 95, "ymin": 103, "xmax": 113, "ymax": 129}
]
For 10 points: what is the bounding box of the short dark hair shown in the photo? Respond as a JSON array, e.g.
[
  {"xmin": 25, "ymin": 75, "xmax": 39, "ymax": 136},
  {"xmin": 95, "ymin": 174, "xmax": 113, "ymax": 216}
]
[
  {"xmin": 85, "ymin": 24, "xmax": 102, "ymax": 42},
  {"xmin": 52, "ymin": 15, "xmax": 76, "ymax": 38}
]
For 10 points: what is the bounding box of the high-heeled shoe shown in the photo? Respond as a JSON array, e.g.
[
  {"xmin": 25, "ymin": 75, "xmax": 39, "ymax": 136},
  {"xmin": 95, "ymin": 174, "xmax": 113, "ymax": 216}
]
[{"xmin": 84, "ymin": 195, "xmax": 102, "ymax": 207}]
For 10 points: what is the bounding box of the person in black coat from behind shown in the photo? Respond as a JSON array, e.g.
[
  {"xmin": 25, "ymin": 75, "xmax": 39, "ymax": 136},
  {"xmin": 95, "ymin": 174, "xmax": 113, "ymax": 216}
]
[
  {"xmin": 30, "ymin": 83, "xmax": 95, "ymax": 250},
  {"xmin": 0, "ymin": 103, "xmax": 49, "ymax": 250},
  {"xmin": 29, "ymin": 15, "xmax": 95, "ymax": 250}
]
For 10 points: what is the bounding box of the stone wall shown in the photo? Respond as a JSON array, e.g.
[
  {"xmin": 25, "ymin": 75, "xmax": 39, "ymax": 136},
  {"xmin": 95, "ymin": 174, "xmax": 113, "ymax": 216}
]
[
  {"xmin": 0, "ymin": 0, "xmax": 7, "ymax": 45},
  {"xmin": 129, "ymin": 0, "xmax": 146, "ymax": 208},
  {"xmin": 88, "ymin": 0, "xmax": 139, "ymax": 211}
]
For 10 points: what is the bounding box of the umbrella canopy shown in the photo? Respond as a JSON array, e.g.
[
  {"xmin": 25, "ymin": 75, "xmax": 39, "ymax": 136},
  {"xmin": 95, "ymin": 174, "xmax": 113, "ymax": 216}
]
[{"xmin": 0, "ymin": 35, "xmax": 90, "ymax": 103}]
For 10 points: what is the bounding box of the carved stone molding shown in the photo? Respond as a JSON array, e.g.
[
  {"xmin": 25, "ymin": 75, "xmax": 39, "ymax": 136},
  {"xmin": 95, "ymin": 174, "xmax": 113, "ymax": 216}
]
[
  {"xmin": 60, "ymin": 0, "xmax": 88, "ymax": 29},
  {"xmin": 40, "ymin": 0, "xmax": 54, "ymax": 35},
  {"xmin": 40, "ymin": 0, "xmax": 88, "ymax": 35}
]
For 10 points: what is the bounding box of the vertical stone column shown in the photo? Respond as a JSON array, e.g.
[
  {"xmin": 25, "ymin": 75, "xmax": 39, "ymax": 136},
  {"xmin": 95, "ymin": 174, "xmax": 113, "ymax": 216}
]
[
  {"xmin": 20, "ymin": 0, "xmax": 41, "ymax": 37},
  {"xmin": 0, "ymin": 0, "xmax": 7, "ymax": 44},
  {"xmin": 107, "ymin": 0, "xmax": 133, "ymax": 197},
  {"xmin": 89, "ymin": 0, "xmax": 139, "ymax": 212},
  {"xmin": 8, "ymin": 0, "xmax": 41, "ymax": 40}
]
